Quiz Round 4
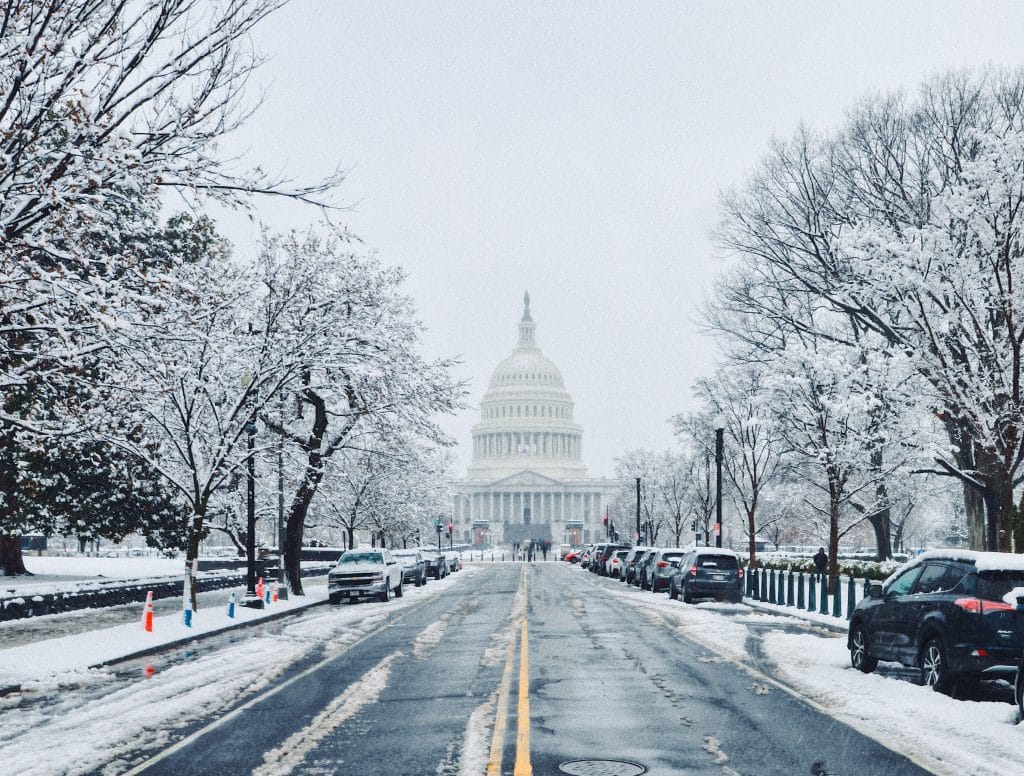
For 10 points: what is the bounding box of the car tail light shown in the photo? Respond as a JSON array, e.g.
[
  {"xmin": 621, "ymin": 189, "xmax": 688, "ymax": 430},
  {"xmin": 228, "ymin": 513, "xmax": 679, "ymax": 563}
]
[
  {"xmin": 656, "ymin": 561, "xmax": 668, "ymax": 568},
  {"xmin": 971, "ymin": 649, "xmax": 989, "ymax": 657},
  {"xmin": 689, "ymin": 565, "xmax": 698, "ymax": 576},
  {"xmin": 955, "ymin": 597, "xmax": 1015, "ymax": 614},
  {"xmin": 737, "ymin": 567, "xmax": 744, "ymax": 579}
]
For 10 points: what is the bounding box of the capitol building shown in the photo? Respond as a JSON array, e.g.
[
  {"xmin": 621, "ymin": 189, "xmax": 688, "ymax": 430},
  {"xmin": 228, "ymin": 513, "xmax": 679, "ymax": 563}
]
[{"xmin": 453, "ymin": 294, "xmax": 618, "ymax": 547}]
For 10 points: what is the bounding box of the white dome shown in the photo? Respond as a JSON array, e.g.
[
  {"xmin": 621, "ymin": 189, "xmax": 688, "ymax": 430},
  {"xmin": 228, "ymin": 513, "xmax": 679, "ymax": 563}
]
[{"xmin": 467, "ymin": 293, "xmax": 586, "ymax": 481}]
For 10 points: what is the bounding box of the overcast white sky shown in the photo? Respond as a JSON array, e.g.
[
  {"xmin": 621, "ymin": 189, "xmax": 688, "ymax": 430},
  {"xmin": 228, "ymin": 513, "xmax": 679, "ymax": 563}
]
[{"xmin": 210, "ymin": 1, "xmax": 1024, "ymax": 477}]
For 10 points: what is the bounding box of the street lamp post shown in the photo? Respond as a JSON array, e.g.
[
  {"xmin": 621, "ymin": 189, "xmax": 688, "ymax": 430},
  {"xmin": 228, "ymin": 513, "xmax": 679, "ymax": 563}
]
[
  {"xmin": 276, "ymin": 392, "xmax": 288, "ymax": 600},
  {"xmin": 243, "ymin": 416, "xmax": 264, "ymax": 609},
  {"xmin": 714, "ymin": 419, "xmax": 724, "ymax": 549},
  {"xmin": 635, "ymin": 477, "xmax": 641, "ymax": 544}
]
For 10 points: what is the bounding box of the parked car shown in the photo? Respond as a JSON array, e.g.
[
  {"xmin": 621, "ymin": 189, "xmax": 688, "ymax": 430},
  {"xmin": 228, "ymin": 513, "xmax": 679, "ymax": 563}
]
[
  {"xmin": 643, "ymin": 548, "xmax": 689, "ymax": 592},
  {"xmin": 594, "ymin": 543, "xmax": 627, "ymax": 576},
  {"xmin": 633, "ymin": 549, "xmax": 657, "ymax": 587},
  {"xmin": 564, "ymin": 549, "xmax": 583, "ymax": 564},
  {"xmin": 668, "ymin": 548, "xmax": 743, "ymax": 603},
  {"xmin": 622, "ymin": 546, "xmax": 651, "ymax": 584},
  {"xmin": 580, "ymin": 546, "xmax": 594, "ymax": 569},
  {"xmin": 847, "ymin": 550, "xmax": 1024, "ymax": 693},
  {"xmin": 607, "ymin": 548, "xmax": 630, "ymax": 579},
  {"xmin": 328, "ymin": 549, "xmax": 404, "ymax": 603},
  {"xmin": 589, "ymin": 543, "xmax": 609, "ymax": 574},
  {"xmin": 444, "ymin": 551, "xmax": 461, "ymax": 572},
  {"xmin": 392, "ymin": 549, "xmax": 428, "ymax": 587},
  {"xmin": 419, "ymin": 548, "xmax": 449, "ymax": 580}
]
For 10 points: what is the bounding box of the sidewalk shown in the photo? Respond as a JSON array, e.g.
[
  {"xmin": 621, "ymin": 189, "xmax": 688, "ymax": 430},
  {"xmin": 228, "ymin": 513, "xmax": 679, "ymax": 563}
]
[{"xmin": 0, "ymin": 583, "xmax": 329, "ymax": 694}]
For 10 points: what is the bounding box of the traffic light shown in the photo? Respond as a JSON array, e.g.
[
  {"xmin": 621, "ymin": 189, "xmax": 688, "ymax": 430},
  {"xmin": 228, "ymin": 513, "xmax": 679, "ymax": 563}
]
[
  {"xmin": 603, "ymin": 515, "xmax": 608, "ymax": 525},
  {"xmin": 447, "ymin": 523, "xmax": 453, "ymax": 537}
]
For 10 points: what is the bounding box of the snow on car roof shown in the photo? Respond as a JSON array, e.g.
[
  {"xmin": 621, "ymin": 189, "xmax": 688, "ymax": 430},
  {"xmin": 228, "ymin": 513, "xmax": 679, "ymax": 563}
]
[
  {"xmin": 692, "ymin": 547, "xmax": 738, "ymax": 557},
  {"xmin": 887, "ymin": 549, "xmax": 1024, "ymax": 582}
]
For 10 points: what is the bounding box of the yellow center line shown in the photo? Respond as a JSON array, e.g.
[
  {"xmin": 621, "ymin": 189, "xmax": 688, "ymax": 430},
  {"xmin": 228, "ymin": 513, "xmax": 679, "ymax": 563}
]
[
  {"xmin": 513, "ymin": 609, "xmax": 532, "ymax": 776},
  {"xmin": 487, "ymin": 567, "xmax": 528, "ymax": 776},
  {"xmin": 486, "ymin": 619, "xmax": 519, "ymax": 776}
]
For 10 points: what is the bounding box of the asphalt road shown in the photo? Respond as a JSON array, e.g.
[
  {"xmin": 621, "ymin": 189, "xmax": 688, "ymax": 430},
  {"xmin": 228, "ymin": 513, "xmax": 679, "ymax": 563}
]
[{"xmin": 116, "ymin": 563, "xmax": 934, "ymax": 776}]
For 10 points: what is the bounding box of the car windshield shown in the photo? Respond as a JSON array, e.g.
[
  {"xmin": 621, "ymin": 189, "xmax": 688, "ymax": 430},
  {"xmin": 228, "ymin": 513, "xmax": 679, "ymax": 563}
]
[
  {"xmin": 697, "ymin": 555, "xmax": 738, "ymax": 569},
  {"xmin": 662, "ymin": 552, "xmax": 685, "ymax": 561},
  {"xmin": 337, "ymin": 552, "xmax": 382, "ymax": 564},
  {"xmin": 420, "ymin": 550, "xmax": 438, "ymax": 558},
  {"xmin": 976, "ymin": 570, "xmax": 1024, "ymax": 601}
]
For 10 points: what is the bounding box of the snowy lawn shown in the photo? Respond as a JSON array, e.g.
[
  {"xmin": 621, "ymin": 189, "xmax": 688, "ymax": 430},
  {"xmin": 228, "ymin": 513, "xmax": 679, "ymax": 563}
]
[
  {"xmin": 609, "ymin": 578, "xmax": 1024, "ymax": 776},
  {"xmin": 0, "ymin": 569, "xmax": 476, "ymax": 776},
  {"xmin": 2, "ymin": 556, "xmax": 332, "ymax": 599}
]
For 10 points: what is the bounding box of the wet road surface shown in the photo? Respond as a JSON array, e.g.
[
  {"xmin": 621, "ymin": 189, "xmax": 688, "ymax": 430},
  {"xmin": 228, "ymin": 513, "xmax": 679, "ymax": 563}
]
[{"xmin": 103, "ymin": 562, "xmax": 936, "ymax": 776}]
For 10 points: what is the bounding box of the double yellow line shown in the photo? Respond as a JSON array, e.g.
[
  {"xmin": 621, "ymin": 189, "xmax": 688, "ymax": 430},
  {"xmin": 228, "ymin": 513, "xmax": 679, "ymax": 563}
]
[{"xmin": 487, "ymin": 571, "xmax": 532, "ymax": 776}]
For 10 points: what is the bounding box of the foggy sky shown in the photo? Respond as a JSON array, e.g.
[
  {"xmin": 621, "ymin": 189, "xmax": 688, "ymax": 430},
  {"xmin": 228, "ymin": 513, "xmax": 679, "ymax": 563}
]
[{"xmin": 210, "ymin": 1, "xmax": 1024, "ymax": 476}]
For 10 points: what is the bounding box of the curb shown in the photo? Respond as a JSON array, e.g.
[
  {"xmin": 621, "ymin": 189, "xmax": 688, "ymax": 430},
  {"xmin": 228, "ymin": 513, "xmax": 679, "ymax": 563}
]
[{"xmin": 744, "ymin": 599, "xmax": 849, "ymax": 634}]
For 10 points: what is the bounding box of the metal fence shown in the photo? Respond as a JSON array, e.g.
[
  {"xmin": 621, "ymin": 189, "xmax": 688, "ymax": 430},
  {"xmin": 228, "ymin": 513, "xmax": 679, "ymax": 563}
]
[{"xmin": 745, "ymin": 567, "xmax": 869, "ymax": 621}]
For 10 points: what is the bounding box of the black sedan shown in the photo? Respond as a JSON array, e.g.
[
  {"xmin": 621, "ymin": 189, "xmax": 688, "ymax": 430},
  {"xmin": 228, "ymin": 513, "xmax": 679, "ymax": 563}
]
[{"xmin": 392, "ymin": 549, "xmax": 428, "ymax": 587}]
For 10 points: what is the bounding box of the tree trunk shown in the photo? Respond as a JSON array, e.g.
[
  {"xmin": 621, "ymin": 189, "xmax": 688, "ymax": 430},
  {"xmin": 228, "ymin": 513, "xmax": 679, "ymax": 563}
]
[
  {"xmin": 0, "ymin": 535, "xmax": 29, "ymax": 575},
  {"xmin": 867, "ymin": 508, "xmax": 892, "ymax": 561},
  {"xmin": 965, "ymin": 483, "xmax": 985, "ymax": 551},
  {"xmin": 182, "ymin": 510, "xmax": 205, "ymax": 615},
  {"xmin": 284, "ymin": 459, "xmax": 325, "ymax": 596},
  {"xmin": 746, "ymin": 507, "xmax": 758, "ymax": 568}
]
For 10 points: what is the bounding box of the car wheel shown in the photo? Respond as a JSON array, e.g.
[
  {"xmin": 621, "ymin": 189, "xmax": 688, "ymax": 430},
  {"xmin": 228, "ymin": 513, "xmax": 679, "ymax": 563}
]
[
  {"xmin": 849, "ymin": 623, "xmax": 877, "ymax": 673},
  {"xmin": 379, "ymin": 582, "xmax": 391, "ymax": 603},
  {"xmin": 1015, "ymin": 660, "xmax": 1024, "ymax": 718},
  {"xmin": 329, "ymin": 593, "xmax": 340, "ymax": 605},
  {"xmin": 682, "ymin": 584, "xmax": 693, "ymax": 604},
  {"xmin": 395, "ymin": 580, "xmax": 404, "ymax": 598},
  {"xmin": 668, "ymin": 581, "xmax": 678, "ymax": 601},
  {"xmin": 921, "ymin": 637, "xmax": 952, "ymax": 692}
]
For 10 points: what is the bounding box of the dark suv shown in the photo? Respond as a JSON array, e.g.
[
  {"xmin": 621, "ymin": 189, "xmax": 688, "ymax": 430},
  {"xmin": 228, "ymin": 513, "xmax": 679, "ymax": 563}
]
[
  {"xmin": 847, "ymin": 550, "xmax": 1024, "ymax": 693},
  {"xmin": 668, "ymin": 548, "xmax": 743, "ymax": 603}
]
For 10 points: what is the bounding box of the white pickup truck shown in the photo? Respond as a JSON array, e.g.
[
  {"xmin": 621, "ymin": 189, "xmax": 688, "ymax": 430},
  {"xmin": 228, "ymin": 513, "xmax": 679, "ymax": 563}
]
[{"xmin": 328, "ymin": 549, "xmax": 404, "ymax": 604}]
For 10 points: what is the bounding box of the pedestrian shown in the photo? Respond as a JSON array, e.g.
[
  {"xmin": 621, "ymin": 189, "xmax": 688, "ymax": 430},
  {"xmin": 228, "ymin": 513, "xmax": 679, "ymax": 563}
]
[{"xmin": 813, "ymin": 547, "xmax": 828, "ymax": 580}]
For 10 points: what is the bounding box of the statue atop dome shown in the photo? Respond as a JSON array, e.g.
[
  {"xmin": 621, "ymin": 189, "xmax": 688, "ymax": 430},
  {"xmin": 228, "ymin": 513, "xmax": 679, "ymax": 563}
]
[{"xmin": 518, "ymin": 290, "xmax": 537, "ymax": 348}]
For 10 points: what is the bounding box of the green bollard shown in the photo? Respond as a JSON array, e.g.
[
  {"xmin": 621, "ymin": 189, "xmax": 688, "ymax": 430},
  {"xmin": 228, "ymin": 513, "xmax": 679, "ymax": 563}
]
[
  {"xmin": 832, "ymin": 578, "xmax": 842, "ymax": 617},
  {"xmin": 796, "ymin": 572, "xmax": 805, "ymax": 609},
  {"xmin": 778, "ymin": 569, "xmax": 786, "ymax": 604},
  {"xmin": 808, "ymin": 574, "xmax": 817, "ymax": 612},
  {"xmin": 760, "ymin": 568, "xmax": 767, "ymax": 601},
  {"xmin": 768, "ymin": 569, "xmax": 777, "ymax": 603},
  {"xmin": 820, "ymin": 575, "xmax": 830, "ymax": 614},
  {"xmin": 846, "ymin": 577, "xmax": 857, "ymax": 620},
  {"xmin": 786, "ymin": 570, "xmax": 794, "ymax": 606}
]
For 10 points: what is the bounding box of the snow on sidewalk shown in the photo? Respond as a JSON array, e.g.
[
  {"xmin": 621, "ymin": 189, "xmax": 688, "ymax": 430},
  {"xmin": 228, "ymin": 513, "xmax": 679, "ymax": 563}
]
[{"xmin": 0, "ymin": 585, "xmax": 328, "ymax": 689}]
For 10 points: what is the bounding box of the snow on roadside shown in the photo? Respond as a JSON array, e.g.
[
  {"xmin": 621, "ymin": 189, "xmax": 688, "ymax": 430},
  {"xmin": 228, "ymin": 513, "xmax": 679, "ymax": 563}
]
[
  {"xmin": 0, "ymin": 585, "xmax": 328, "ymax": 688},
  {"xmin": 0, "ymin": 569, "xmax": 476, "ymax": 776},
  {"xmin": 761, "ymin": 630, "xmax": 1023, "ymax": 776}
]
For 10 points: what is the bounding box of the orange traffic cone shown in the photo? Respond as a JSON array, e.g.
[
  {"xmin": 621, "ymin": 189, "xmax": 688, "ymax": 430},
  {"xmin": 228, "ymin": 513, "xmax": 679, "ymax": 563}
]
[
  {"xmin": 256, "ymin": 576, "xmax": 264, "ymax": 601},
  {"xmin": 272, "ymin": 581, "xmax": 279, "ymax": 603},
  {"xmin": 142, "ymin": 591, "xmax": 154, "ymax": 632}
]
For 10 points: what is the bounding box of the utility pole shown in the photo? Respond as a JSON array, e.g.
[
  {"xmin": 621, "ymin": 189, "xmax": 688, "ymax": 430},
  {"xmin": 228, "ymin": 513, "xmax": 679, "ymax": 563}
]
[
  {"xmin": 635, "ymin": 477, "xmax": 642, "ymax": 544},
  {"xmin": 276, "ymin": 391, "xmax": 288, "ymax": 599},
  {"xmin": 715, "ymin": 426, "xmax": 724, "ymax": 549}
]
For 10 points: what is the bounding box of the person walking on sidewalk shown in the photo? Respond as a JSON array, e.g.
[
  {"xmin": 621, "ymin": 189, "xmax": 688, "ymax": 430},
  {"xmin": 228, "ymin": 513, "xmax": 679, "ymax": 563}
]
[{"xmin": 813, "ymin": 547, "xmax": 828, "ymax": 583}]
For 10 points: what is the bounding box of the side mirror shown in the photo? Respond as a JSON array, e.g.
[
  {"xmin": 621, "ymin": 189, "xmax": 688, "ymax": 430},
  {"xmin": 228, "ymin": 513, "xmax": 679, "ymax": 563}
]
[{"xmin": 867, "ymin": 582, "xmax": 883, "ymax": 599}]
